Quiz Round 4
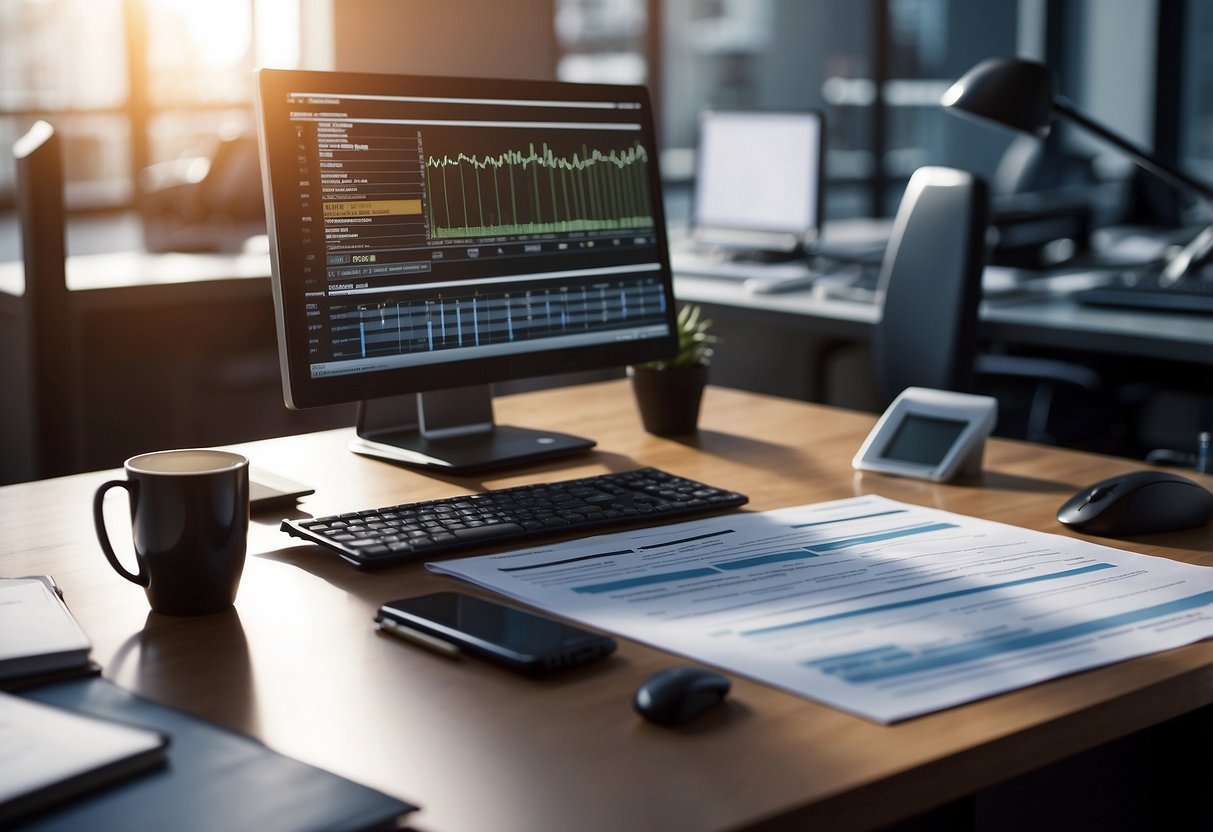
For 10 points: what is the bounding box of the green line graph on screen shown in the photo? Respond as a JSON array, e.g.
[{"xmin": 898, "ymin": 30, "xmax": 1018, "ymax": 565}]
[{"xmin": 425, "ymin": 140, "xmax": 654, "ymax": 239}]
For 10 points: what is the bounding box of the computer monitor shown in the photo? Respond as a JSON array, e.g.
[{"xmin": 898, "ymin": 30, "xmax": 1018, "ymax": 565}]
[
  {"xmin": 691, "ymin": 110, "xmax": 825, "ymax": 255},
  {"xmin": 256, "ymin": 69, "xmax": 677, "ymax": 473}
]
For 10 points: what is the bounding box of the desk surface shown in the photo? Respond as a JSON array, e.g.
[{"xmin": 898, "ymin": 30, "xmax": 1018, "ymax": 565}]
[{"xmin": 5, "ymin": 381, "xmax": 1213, "ymax": 831}]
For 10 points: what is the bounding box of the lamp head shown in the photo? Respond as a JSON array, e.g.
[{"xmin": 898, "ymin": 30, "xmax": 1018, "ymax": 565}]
[{"xmin": 941, "ymin": 58, "xmax": 1055, "ymax": 137}]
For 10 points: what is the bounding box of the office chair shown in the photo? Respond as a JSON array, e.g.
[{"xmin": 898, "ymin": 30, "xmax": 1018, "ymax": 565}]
[
  {"xmin": 872, "ymin": 166, "xmax": 1105, "ymax": 444},
  {"xmin": 871, "ymin": 166, "xmax": 988, "ymax": 406},
  {"xmin": 139, "ymin": 133, "xmax": 266, "ymax": 253}
]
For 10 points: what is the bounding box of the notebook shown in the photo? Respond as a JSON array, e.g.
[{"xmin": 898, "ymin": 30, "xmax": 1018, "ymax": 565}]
[
  {"xmin": 0, "ymin": 578, "xmax": 91, "ymax": 684},
  {"xmin": 17, "ymin": 676, "xmax": 417, "ymax": 831},
  {"xmin": 0, "ymin": 691, "xmax": 167, "ymax": 826}
]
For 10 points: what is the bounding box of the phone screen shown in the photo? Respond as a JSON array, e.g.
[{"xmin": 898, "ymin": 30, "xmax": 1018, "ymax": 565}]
[{"xmin": 379, "ymin": 592, "xmax": 616, "ymax": 673}]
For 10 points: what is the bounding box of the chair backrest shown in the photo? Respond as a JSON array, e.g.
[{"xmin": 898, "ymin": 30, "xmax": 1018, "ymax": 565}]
[
  {"xmin": 2, "ymin": 121, "xmax": 78, "ymax": 482},
  {"xmin": 871, "ymin": 166, "xmax": 990, "ymax": 408},
  {"xmin": 198, "ymin": 134, "xmax": 265, "ymax": 222}
]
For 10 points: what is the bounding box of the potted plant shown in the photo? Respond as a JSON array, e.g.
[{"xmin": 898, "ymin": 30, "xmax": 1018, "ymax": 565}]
[{"xmin": 628, "ymin": 304, "xmax": 718, "ymax": 435}]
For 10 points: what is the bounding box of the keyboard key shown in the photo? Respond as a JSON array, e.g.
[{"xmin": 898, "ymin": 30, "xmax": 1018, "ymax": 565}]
[{"xmin": 452, "ymin": 522, "xmax": 527, "ymax": 542}]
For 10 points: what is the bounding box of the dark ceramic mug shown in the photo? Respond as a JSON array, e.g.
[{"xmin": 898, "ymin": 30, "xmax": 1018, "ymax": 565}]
[{"xmin": 94, "ymin": 449, "xmax": 249, "ymax": 616}]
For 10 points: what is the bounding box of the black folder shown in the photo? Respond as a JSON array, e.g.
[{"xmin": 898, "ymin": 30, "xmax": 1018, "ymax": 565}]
[{"xmin": 16, "ymin": 677, "xmax": 417, "ymax": 831}]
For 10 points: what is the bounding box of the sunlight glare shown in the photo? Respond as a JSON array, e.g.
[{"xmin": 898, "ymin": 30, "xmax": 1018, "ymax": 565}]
[
  {"xmin": 255, "ymin": 0, "xmax": 300, "ymax": 68},
  {"xmin": 153, "ymin": 0, "xmax": 252, "ymax": 70}
]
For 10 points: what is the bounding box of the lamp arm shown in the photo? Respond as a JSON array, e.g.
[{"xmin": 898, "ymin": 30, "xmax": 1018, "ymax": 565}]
[
  {"xmin": 1160, "ymin": 224, "xmax": 1213, "ymax": 283},
  {"xmin": 1053, "ymin": 97, "xmax": 1213, "ymax": 204}
]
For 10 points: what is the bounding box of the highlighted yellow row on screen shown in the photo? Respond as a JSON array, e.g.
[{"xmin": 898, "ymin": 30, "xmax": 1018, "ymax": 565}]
[{"xmin": 323, "ymin": 199, "xmax": 422, "ymax": 219}]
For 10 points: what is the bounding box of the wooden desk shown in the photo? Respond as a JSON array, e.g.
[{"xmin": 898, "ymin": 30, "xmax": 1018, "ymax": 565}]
[{"xmin": 5, "ymin": 381, "xmax": 1213, "ymax": 830}]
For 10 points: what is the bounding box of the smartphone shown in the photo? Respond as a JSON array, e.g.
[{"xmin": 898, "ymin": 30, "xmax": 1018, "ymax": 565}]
[{"xmin": 376, "ymin": 592, "xmax": 616, "ymax": 676}]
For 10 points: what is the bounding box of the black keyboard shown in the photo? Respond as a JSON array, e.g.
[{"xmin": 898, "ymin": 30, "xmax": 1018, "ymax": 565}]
[
  {"xmin": 282, "ymin": 468, "xmax": 749, "ymax": 568},
  {"xmin": 1072, "ymin": 275, "xmax": 1213, "ymax": 313}
]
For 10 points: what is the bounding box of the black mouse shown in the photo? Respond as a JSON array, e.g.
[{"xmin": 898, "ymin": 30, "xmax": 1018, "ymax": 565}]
[
  {"xmin": 634, "ymin": 666, "xmax": 730, "ymax": 725},
  {"xmin": 1057, "ymin": 470, "xmax": 1213, "ymax": 537}
]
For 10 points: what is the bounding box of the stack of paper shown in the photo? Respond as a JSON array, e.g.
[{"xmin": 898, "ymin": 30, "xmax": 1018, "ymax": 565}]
[
  {"xmin": 0, "ymin": 577, "xmax": 92, "ymax": 684},
  {"xmin": 0, "ymin": 577, "xmax": 170, "ymax": 825}
]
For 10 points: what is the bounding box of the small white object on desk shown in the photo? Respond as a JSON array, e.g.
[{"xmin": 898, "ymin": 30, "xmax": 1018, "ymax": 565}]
[{"xmin": 853, "ymin": 387, "xmax": 998, "ymax": 482}]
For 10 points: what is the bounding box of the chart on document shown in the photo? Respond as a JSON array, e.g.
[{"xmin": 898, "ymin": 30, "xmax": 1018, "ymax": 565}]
[{"xmin": 429, "ymin": 495, "xmax": 1213, "ymax": 723}]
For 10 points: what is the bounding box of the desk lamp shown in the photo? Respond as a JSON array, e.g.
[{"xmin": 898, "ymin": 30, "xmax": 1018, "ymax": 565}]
[{"xmin": 941, "ymin": 58, "xmax": 1213, "ymax": 283}]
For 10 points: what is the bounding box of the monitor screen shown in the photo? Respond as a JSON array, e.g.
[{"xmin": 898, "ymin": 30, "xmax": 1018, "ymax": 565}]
[
  {"xmin": 692, "ymin": 110, "xmax": 824, "ymax": 252},
  {"xmin": 256, "ymin": 70, "xmax": 678, "ymax": 470}
]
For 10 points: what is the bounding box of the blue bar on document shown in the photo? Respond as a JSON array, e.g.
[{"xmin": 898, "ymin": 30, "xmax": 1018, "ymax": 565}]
[
  {"xmin": 805, "ymin": 644, "xmax": 913, "ymax": 672},
  {"xmin": 821, "ymin": 590, "xmax": 1213, "ymax": 684},
  {"xmin": 572, "ymin": 567, "xmax": 720, "ymax": 594},
  {"xmin": 714, "ymin": 549, "xmax": 820, "ymax": 571},
  {"xmin": 805, "ymin": 522, "xmax": 959, "ymax": 554},
  {"xmin": 788, "ymin": 508, "xmax": 908, "ymax": 529},
  {"xmin": 744, "ymin": 563, "xmax": 1116, "ymax": 636}
]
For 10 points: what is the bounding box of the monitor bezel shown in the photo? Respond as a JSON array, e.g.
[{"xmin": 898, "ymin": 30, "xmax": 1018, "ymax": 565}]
[{"xmin": 256, "ymin": 68, "xmax": 678, "ymax": 411}]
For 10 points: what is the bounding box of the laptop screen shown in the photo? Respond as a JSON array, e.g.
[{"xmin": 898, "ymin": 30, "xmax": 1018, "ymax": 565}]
[{"xmin": 691, "ymin": 110, "xmax": 824, "ymax": 253}]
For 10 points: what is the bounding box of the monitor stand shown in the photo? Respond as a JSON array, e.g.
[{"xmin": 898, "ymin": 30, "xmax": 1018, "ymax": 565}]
[{"xmin": 348, "ymin": 385, "xmax": 596, "ymax": 474}]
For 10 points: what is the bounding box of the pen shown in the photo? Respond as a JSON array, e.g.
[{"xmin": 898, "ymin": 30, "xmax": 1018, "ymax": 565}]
[{"xmin": 376, "ymin": 618, "xmax": 461, "ymax": 658}]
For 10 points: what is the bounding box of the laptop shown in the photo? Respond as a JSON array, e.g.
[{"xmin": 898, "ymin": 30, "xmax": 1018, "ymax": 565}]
[{"xmin": 671, "ymin": 110, "xmax": 833, "ymax": 291}]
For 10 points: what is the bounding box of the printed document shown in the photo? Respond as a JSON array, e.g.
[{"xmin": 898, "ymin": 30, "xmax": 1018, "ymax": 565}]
[{"xmin": 429, "ymin": 496, "xmax": 1213, "ymax": 722}]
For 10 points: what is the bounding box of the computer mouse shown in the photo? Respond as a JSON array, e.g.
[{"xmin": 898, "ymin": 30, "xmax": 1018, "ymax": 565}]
[
  {"xmin": 633, "ymin": 666, "xmax": 731, "ymax": 725},
  {"xmin": 1057, "ymin": 470, "xmax": 1213, "ymax": 537}
]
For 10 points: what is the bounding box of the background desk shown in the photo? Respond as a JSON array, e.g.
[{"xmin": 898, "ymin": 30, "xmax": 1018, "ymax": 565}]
[
  {"xmin": 0, "ymin": 251, "xmax": 354, "ymax": 483},
  {"xmin": 674, "ymin": 272, "xmax": 1213, "ymax": 404},
  {"xmin": 4, "ymin": 251, "xmax": 1207, "ymax": 368},
  {"xmin": 4, "ymin": 250, "xmax": 1208, "ymax": 480},
  {"xmin": 6, "ymin": 381, "xmax": 1213, "ymax": 831}
]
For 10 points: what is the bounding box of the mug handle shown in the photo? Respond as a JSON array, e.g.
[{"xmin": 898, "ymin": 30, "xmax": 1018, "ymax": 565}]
[{"xmin": 93, "ymin": 479, "xmax": 149, "ymax": 587}]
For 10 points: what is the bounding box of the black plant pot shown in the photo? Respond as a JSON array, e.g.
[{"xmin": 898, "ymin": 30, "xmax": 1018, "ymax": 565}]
[{"xmin": 628, "ymin": 364, "xmax": 709, "ymax": 435}]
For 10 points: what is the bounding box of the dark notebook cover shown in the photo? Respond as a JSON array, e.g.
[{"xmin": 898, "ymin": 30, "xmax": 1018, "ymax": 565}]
[
  {"xmin": 0, "ymin": 690, "xmax": 168, "ymax": 827},
  {"xmin": 16, "ymin": 677, "xmax": 417, "ymax": 831}
]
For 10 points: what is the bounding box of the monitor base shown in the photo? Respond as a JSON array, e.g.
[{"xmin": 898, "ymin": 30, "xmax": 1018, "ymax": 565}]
[
  {"xmin": 352, "ymin": 388, "xmax": 596, "ymax": 474},
  {"xmin": 349, "ymin": 428, "xmax": 595, "ymax": 474}
]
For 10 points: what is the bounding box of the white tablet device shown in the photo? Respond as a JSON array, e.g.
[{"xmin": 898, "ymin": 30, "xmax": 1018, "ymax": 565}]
[{"xmin": 853, "ymin": 387, "xmax": 998, "ymax": 482}]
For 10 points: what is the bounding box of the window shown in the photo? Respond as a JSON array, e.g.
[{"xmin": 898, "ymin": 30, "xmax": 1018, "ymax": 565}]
[
  {"xmin": 555, "ymin": 0, "xmax": 649, "ymax": 86},
  {"xmin": 0, "ymin": 0, "xmax": 130, "ymax": 206},
  {"xmin": 555, "ymin": 1, "xmax": 1026, "ymax": 220},
  {"xmin": 0, "ymin": 0, "xmax": 301, "ymax": 211}
]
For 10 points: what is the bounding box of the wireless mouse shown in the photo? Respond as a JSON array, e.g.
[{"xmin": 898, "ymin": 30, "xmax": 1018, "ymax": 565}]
[
  {"xmin": 634, "ymin": 666, "xmax": 731, "ymax": 725},
  {"xmin": 1057, "ymin": 470, "xmax": 1213, "ymax": 537}
]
